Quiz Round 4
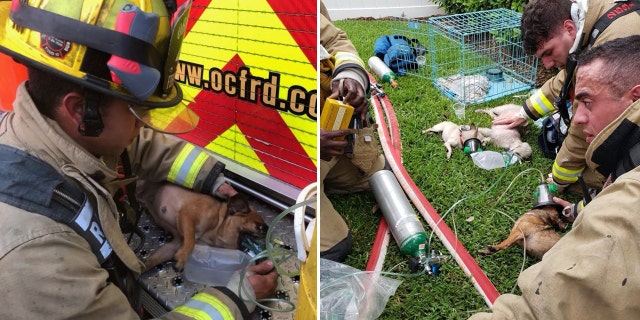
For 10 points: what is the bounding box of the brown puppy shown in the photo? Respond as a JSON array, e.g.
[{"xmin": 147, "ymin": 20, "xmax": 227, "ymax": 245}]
[
  {"xmin": 479, "ymin": 206, "xmax": 566, "ymax": 259},
  {"xmin": 422, "ymin": 121, "xmax": 484, "ymax": 159},
  {"xmin": 136, "ymin": 181, "xmax": 268, "ymax": 272}
]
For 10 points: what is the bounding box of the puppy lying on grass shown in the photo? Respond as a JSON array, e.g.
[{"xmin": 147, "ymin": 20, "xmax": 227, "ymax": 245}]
[
  {"xmin": 475, "ymin": 104, "xmax": 523, "ymax": 120},
  {"xmin": 422, "ymin": 121, "xmax": 484, "ymax": 159},
  {"xmin": 477, "ymin": 125, "xmax": 533, "ymax": 160},
  {"xmin": 478, "ymin": 205, "xmax": 567, "ymax": 259},
  {"xmin": 136, "ymin": 181, "xmax": 269, "ymax": 272},
  {"xmin": 476, "ymin": 105, "xmax": 533, "ymax": 160}
]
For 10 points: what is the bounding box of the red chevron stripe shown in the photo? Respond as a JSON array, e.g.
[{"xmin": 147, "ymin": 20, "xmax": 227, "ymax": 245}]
[
  {"xmin": 178, "ymin": 54, "xmax": 316, "ymax": 188},
  {"xmin": 266, "ymin": 0, "xmax": 317, "ymax": 68}
]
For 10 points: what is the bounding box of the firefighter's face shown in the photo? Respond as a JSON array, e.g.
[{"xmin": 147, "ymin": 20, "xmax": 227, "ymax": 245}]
[
  {"xmin": 534, "ymin": 20, "xmax": 577, "ymax": 69},
  {"xmin": 573, "ymin": 59, "xmax": 634, "ymax": 144}
]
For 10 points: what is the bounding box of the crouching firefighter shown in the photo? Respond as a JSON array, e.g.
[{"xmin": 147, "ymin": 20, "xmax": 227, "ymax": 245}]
[
  {"xmin": 0, "ymin": 0, "xmax": 277, "ymax": 319},
  {"xmin": 507, "ymin": 0, "xmax": 640, "ymax": 195}
]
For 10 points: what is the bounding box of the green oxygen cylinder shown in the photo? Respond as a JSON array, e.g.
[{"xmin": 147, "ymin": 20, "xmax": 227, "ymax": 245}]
[
  {"xmin": 368, "ymin": 56, "xmax": 398, "ymax": 88},
  {"xmin": 369, "ymin": 170, "xmax": 427, "ymax": 261}
]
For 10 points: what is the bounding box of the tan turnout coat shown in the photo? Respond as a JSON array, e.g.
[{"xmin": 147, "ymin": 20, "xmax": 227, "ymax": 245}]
[
  {"xmin": 0, "ymin": 83, "xmax": 245, "ymax": 319},
  {"xmin": 526, "ymin": 0, "xmax": 640, "ymax": 187},
  {"xmin": 471, "ymin": 99, "xmax": 640, "ymax": 319}
]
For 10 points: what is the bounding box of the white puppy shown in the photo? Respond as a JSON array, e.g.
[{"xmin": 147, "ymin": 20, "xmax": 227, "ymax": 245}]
[
  {"xmin": 475, "ymin": 104, "xmax": 523, "ymax": 121},
  {"xmin": 475, "ymin": 104, "xmax": 533, "ymax": 160},
  {"xmin": 477, "ymin": 125, "xmax": 532, "ymax": 160},
  {"xmin": 422, "ymin": 121, "xmax": 484, "ymax": 159}
]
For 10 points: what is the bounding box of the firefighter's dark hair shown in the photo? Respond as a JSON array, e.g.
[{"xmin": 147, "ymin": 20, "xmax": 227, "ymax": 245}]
[
  {"xmin": 577, "ymin": 35, "xmax": 640, "ymax": 97},
  {"xmin": 26, "ymin": 65, "xmax": 112, "ymax": 120},
  {"xmin": 521, "ymin": 0, "xmax": 573, "ymax": 55},
  {"xmin": 26, "ymin": 66, "xmax": 82, "ymax": 119}
]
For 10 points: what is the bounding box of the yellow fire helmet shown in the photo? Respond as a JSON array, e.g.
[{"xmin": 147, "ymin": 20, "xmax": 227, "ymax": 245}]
[{"xmin": 0, "ymin": 0, "xmax": 199, "ymax": 134}]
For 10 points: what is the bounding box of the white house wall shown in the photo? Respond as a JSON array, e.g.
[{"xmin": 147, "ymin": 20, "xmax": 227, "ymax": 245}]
[{"xmin": 324, "ymin": 0, "xmax": 444, "ymax": 20}]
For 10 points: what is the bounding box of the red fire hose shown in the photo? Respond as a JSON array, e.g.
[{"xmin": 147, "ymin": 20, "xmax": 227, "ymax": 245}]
[{"xmin": 366, "ymin": 74, "xmax": 499, "ymax": 306}]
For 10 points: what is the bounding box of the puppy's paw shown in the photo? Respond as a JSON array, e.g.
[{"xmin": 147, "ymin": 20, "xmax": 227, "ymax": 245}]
[
  {"xmin": 557, "ymin": 220, "xmax": 568, "ymax": 230},
  {"xmin": 172, "ymin": 260, "xmax": 186, "ymax": 273},
  {"xmin": 173, "ymin": 252, "xmax": 189, "ymax": 272},
  {"xmin": 478, "ymin": 245, "xmax": 498, "ymax": 256}
]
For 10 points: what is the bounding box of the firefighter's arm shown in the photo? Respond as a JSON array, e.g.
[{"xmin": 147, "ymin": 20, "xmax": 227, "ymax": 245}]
[
  {"xmin": 492, "ymin": 69, "xmax": 567, "ymax": 128},
  {"xmin": 491, "ymin": 105, "xmax": 529, "ymax": 129},
  {"xmin": 127, "ymin": 128, "xmax": 230, "ymax": 197},
  {"xmin": 495, "ymin": 68, "xmax": 567, "ymax": 128},
  {"xmin": 525, "ymin": 68, "xmax": 567, "ymax": 120},
  {"xmin": 551, "ymin": 122, "xmax": 589, "ymax": 188},
  {"xmin": 164, "ymin": 288, "xmax": 251, "ymax": 320},
  {"xmin": 320, "ymin": 7, "xmax": 369, "ymax": 120},
  {"xmin": 469, "ymin": 294, "xmax": 537, "ymax": 319},
  {"xmin": 165, "ymin": 260, "xmax": 278, "ymax": 320},
  {"xmin": 320, "ymin": 2, "xmax": 357, "ymax": 57},
  {"xmin": 553, "ymin": 196, "xmax": 584, "ymax": 223}
]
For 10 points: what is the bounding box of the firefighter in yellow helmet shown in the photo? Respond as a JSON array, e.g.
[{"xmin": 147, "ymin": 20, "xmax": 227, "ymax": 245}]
[{"xmin": 0, "ymin": 1, "xmax": 276, "ymax": 319}]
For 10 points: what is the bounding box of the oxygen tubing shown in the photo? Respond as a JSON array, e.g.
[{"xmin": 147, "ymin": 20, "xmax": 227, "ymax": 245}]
[
  {"xmin": 238, "ymin": 197, "xmax": 316, "ymax": 313},
  {"xmin": 368, "ymin": 75, "xmax": 500, "ymax": 306}
]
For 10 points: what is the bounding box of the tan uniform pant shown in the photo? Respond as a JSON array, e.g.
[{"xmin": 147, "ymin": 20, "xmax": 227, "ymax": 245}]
[{"xmin": 320, "ymin": 153, "xmax": 386, "ymax": 252}]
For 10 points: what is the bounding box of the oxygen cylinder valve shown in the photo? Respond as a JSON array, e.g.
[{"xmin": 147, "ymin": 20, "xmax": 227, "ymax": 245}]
[
  {"xmin": 426, "ymin": 250, "xmax": 448, "ymax": 276},
  {"xmin": 407, "ymin": 249, "xmax": 448, "ymax": 275},
  {"xmin": 407, "ymin": 256, "xmax": 422, "ymax": 273},
  {"xmin": 407, "ymin": 247, "xmax": 428, "ymax": 273}
]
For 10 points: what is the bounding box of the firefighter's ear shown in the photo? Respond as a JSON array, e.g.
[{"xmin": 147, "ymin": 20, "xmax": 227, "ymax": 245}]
[
  {"xmin": 60, "ymin": 92, "xmax": 86, "ymax": 125},
  {"xmin": 563, "ymin": 19, "xmax": 577, "ymax": 38},
  {"xmin": 631, "ymin": 84, "xmax": 640, "ymax": 102}
]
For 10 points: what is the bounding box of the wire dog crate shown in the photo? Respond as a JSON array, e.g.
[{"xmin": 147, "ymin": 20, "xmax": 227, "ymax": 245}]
[
  {"xmin": 388, "ymin": 9, "xmax": 538, "ymax": 105},
  {"xmin": 386, "ymin": 17, "xmax": 431, "ymax": 76}
]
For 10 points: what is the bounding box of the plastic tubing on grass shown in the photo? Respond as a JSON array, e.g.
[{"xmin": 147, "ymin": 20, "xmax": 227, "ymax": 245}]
[{"xmin": 237, "ymin": 197, "xmax": 315, "ymax": 313}]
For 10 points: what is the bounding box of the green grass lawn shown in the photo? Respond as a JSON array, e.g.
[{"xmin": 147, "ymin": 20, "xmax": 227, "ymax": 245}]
[{"xmin": 327, "ymin": 18, "xmax": 580, "ymax": 319}]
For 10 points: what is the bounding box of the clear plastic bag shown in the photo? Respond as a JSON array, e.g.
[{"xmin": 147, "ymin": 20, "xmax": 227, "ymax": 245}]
[
  {"xmin": 470, "ymin": 150, "xmax": 519, "ymax": 170},
  {"xmin": 183, "ymin": 244, "xmax": 252, "ymax": 286},
  {"xmin": 320, "ymin": 258, "xmax": 402, "ymax": 320}
]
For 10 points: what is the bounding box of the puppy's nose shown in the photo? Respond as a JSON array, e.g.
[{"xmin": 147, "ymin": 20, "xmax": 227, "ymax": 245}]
[{"xmin": 257, "ymin": 223, "xmax": 268, "ymax": 234}]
